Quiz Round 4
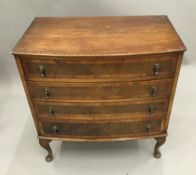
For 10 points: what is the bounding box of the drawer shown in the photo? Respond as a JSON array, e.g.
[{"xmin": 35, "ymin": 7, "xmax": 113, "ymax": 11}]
[
  {"xmin": 28, "ymin": 79, "xmax": 173, "ymax": 101},
  {"xmin": 41, "ymin": 119, "xmax": 162, "ymax": 137},
  {"xmin": 35, "ymin": 100, "xmax": 168, "ymax": 120},
  {"xmin": 22, "ymin": 55, "xmax": 177, "ymax": 82}
]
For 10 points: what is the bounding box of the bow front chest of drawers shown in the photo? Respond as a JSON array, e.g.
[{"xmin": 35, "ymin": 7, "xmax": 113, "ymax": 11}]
[{"xmin": 12, "ymin": 16, "xmax": 186, "ymax": 161}]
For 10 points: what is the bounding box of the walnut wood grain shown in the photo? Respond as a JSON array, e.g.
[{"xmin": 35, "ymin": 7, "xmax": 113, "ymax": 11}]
[
  {"xmin": 21, "ymin": 54, "xmax": 177, "ymax": 82},
  {"xmin": 12, "ymin": 16, "xmax": 186, "ymax": 161},
  {"xmin": 15, "ymin": 57, "xmax": 41, "ymax": 134},
  {"xmin": 12, "ymin": 16, "xmax": 186, "ymax": 57},
  {"xmin": 28, "ymin": 79, "xmax": 173, "ymax": 101},
  {"xmin": 164, "ymin": 53, "xmax": 183, "ymax": 130},
  {"xmin": 38, "ymin": 133, "xmax": 168, "ymax": 142},
  {"xmin": 41, "ymin": 119, "xmax": 162, "ymax": 137},
  {"xmin": 34, "ymin": 99, "xmax": 168, "ymax": 121}
]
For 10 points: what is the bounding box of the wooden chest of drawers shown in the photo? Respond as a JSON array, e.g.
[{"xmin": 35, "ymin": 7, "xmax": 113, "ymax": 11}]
[{"xmin": 12, "ymin": 16, "xmax": 186, "ymax": 162}]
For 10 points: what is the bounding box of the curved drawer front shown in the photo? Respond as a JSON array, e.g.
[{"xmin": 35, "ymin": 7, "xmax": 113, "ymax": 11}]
[
  {"xmin": 35, "ymin": 100, "xmax": 168, "ymax": 120},
  {"xmin": 41, "ymin": 119, "xmax": 162, "ymax": 137},
  {"xmin": 28, "ymin": 79, "xmax": 172, "ymax": 101},
  {"xmin": 22, "ymin": 55, "xmax": 177, "ymax": 82}
]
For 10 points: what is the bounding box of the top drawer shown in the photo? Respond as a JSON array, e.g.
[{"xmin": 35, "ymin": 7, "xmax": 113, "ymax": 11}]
[{"xmin": 21, "ymin": 55, "xmax": 177, "ymax": 82}]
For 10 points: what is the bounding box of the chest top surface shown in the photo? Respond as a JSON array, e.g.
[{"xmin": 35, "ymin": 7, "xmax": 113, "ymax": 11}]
[{"xmin": 12, "ymin": 16, "xmax": 186, "ymax": 57}]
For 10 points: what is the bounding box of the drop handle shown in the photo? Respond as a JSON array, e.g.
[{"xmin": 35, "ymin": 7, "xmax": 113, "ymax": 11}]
[
  {"xmin": 148, "ymin": 105, "xmax": 155, "ymax": 114},
  {"xmin": 52, "ymin": 125, "xmax": 58, "ymax": 134},
  {"xmin": 44, "ymin": 88, "xmax": 50, "ymax": 99},
  {"xmin": 48, "ymin": 107, "xmax": 54, "ymax": 116},
  {"xmin": 146, "ymin": 124, "xmax": 152, "ymax": 133},
  {"xmin": 154, "ymin": 63, "xmax": 160, "ymax": 75},
  {"xmin": 39, "ymin": 65, "xmax": 46, "ymax": 78},
  {"xmin": 150, "ymin": 87, "xmax": 157, "ymax": 97}
]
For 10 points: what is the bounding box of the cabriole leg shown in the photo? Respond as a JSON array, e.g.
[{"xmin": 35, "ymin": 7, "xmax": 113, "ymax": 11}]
[
  {"xmin": 154, "ymin": 137, "xmax": 166, "ymax": 158},
  {"xmin": 39, "ymin": 139, "xmax": 53, "ymax": 162}
]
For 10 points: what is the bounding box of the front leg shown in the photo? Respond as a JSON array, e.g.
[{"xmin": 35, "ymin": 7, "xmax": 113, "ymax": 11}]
[
  {"xmin": 39, "ymin": 139, "xmax": 53, "ymax": 162},
  {"xmin": 154, "ymin": 137, "xmax": 166, "ymax": 158}
]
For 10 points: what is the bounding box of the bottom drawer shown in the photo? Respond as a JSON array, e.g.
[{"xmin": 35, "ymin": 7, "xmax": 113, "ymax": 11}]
[{"xmin": 41, "ymin": 119, "xmax": 162, "ymax": 138}]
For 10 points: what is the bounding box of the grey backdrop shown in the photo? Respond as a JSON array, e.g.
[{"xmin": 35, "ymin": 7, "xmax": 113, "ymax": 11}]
[
  {"xmin": 1, "ymin": 1, "xmax": 196, "ymax": 174},
  {"xmin": 0, "ymin": 0, "xmax": 195, "ymax": 89}
]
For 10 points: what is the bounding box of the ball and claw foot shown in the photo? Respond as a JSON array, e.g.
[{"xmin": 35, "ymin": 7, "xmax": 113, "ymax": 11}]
[{"xmin": 153, "ymin": 137, "xmax": 166, "ymax": 159}]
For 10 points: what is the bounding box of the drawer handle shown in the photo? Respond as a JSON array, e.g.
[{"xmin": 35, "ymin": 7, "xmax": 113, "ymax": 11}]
[
  {"xmin": 44, "ymin": 88, "xmax": 50, "ymax": 98},
  {"xmin": 154, "ymin": 63, "xmax": 160, "ymax": 75},
  {"xmin": 52, "ymin": 125, "xmax": 58, "ymax": 134},
  {"xmin": 148, "ymin": 105, "xmax": 155, "ymax": 114},
  {"xmin": 39, "ymin": 65, "xmax": 46, "ymax": 78},
  {"xmin": 151, "ymin": 87, "xmax": 157, "ymax": 97},
  {"xmin": 48, "ymin": 107, "xmax": 54, "ymax": 116},
  {"xmin": 146, "ymin": 123, "xmax": 152, "ymax": 133}
]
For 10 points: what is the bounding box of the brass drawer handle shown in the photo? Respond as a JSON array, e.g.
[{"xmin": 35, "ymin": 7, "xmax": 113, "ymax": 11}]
[
  {"xmin": 39, "ymin": 65, "xmax": 46, "ymax": 78},
  {"xmin": 49, "ymin": 107, "xmax": 54, "ymax": 116},
  {"xmin": 146, "ymin": 123, "xmax": 152, "ymax": 133},
  {"xmin": 148, "ymin": 105, "xmax": 155, "ymax": 114},
  {"xmin": 44, "ymin": 88, "xmax": 50, "ymax": 98},
  {"xmin": 154, "ymin": 63, "xmax": 160, "ymax": 75},
  {"xmin": 52, "ymin": 125, "xmax": 58, "ymax": 134},
  {"xmin": 151, "ymin": 87, "xmax": 157, "ymax": 97}
]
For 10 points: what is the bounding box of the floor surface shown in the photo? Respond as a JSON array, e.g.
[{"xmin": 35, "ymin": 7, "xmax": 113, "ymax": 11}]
[{"xmin": 0, "ymin": 64, "xmax": 196, "ymax": 175}]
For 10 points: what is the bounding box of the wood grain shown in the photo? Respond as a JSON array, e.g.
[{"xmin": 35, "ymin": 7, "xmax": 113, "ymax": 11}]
[
  {"xmin": 41, "ymin": 119, "xmax": 162, "ymax": 137},
  {"xmin": 34, "ymin": 99, "xmax": 168, "ymax": 121},
  {"xmin": 164, "ymin": 53, "xmax": 184, "ymax": 130},
  {"xmin": 28, "ymin": 79, "xmax": 173, "ymax": 101},
  {"xmin": 15, "ymin": 57, "xmax": 41, "ymax": 134},
  {"xmin": 21, "ymin": 54, "xmax": 177, "ymax": 82},
  {"xmin": 12, "ymin": 16, "xmax": 186, "ymax": 57},
  {"xmin": 38, "ymin": 133, "xmax": 167, "ymax": 142},
  {"xmin": 12, "ymin": 16, "xmax": 186, "ymax": 160}
]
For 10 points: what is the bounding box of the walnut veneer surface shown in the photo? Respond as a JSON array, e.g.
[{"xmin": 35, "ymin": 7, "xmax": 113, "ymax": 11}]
[{"xmin": 12, "ymin": 16, "xmax": 186, "ymax": 162}]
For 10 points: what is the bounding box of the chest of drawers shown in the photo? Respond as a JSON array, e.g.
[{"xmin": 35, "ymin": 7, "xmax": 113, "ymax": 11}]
[{"xmin": 12, "ymin": 16, "xmax": 186, "ymax": 162}]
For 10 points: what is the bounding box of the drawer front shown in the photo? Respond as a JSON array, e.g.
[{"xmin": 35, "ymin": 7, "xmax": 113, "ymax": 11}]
[
  {"xmin": 28, "ymin": 79, "xmax": 172, "ymax": 101},
  {"xmin": 35, "ymin": 100, "xmax": 168, "ymax": 120},
  {"xmin": 41, "ymin": 119, "xmax": 162, "ymax": 137},
  {"xmin": 22, "ymin": 55, "xmax": 177, "ymax": 82}
]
